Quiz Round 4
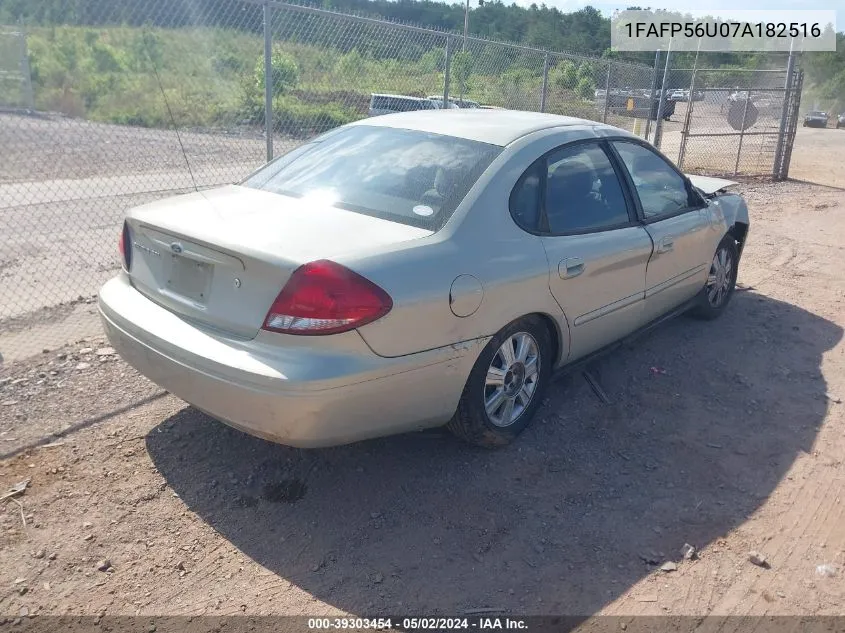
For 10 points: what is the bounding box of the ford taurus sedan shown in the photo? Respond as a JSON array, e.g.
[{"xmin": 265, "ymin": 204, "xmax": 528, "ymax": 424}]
[{"xmin": 99, "ymin": 110, "xmax": 750, "ymax": 448}]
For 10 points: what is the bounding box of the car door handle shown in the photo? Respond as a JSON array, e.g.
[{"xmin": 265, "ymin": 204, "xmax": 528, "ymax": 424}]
[
  {"xmin": 559, "ymin": 257, "xmax": 585, "ymax": 279},
  {"xmin": 656, "ymin": 236, "xmax": 674, "ymax": 254}
]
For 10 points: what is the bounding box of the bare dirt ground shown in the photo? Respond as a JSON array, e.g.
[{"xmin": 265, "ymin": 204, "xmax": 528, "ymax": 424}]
[
  {"xmin": 788, "ymin": 125, "xmax": 845, "ymax": 188},
  {"xmin": 0, "ymin": 178, "xmax": 843, "ymax": 622}
]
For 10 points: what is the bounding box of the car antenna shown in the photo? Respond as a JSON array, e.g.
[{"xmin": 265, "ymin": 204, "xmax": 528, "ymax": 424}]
[{"xmin": 142, "ymin": 31, "xmax": 198, "ymax": 192}]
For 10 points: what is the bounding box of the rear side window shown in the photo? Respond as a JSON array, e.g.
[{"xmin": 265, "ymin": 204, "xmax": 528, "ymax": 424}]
[
  {"xmin": 243, "ymin": 125, "xmax": 502, "ymax": 231},
  {"xmin": 509, "ymin": 142, "xmax": 630, "ymax": 234},
  {"xmin": 545, "ymin": 144, "xmax": 630, "ymax": 233}
]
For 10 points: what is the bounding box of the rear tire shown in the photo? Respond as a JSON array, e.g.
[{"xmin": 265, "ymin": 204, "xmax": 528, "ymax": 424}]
[
  {"xmin": 690, "ymin": 235, "xmax": 739, "ymax": 321},
  {"xmin": 447, "ymin": 316, "xmax": 552, "ymax": 448}
]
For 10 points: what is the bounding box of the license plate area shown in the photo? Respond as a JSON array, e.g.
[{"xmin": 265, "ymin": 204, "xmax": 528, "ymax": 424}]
[{"xmin": 167, "ymin": 256, "xmax": 213, "ymax": 304}]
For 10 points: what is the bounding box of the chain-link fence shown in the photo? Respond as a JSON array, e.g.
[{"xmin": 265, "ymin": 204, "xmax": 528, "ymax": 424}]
[
  {"xmin": 0, "ymin": 0, "xmax": 803, "ymax": 367},
  {"xmin": 0, "ymin": 0, "xmax": 659, "ymax": 365},
  {"xmin": 0, "ymin": 27, "xmax": 33, "ymax": 109},
  {"xmin": 646, "ymin": 57, "xmax": 802, "ymax": 179}
]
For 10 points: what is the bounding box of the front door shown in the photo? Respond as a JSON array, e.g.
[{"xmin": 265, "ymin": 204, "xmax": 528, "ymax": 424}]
[
  {"xmin": 611, "ymin": 141, "xmax": 713, "ymax": 323},
  {"xmin": 517, "ymin": 141, "xmax": 653, "ymax": 362}
]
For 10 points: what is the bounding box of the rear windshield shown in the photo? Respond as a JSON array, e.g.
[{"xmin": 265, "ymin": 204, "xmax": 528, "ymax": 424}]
[{"xmin": 242, "ymin": 125, "xmax": 502, "ymax": 230}]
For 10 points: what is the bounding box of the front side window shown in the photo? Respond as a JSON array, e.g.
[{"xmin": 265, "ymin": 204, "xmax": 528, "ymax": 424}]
[
  {"xmin": 242, "ymin": 125, "xmax": 501, "ymax": 230},
  {"xmin": 612, "ymin": 141, "xmax": 698, "ymax": 219}
]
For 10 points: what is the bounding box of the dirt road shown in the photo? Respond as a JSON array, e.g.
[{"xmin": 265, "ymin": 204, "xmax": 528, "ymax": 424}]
[
  {"xmin": 0, "ymin": 178, "xmax": 843, "ymax": 621},
  {"xmin": 788, "ymin": 125, "xmax": 845, "ymax": 188}
]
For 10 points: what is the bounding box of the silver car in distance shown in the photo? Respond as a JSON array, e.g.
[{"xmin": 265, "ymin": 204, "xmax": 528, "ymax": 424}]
[{"xmin": 99, "ymin": 110, "xmax": 750, "ymax": 448}]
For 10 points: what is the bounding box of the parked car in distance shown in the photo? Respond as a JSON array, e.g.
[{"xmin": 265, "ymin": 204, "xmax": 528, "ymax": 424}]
[
  {"xmin": 803, "ymin": 111, "xmax": 829, "ymax": 128},
  {"xmin": 100, "ymin": 110, "xmax": 750, "ymax": 449},
  {"xmin": 836, "ymin": 113, "xmax": 845, "ymax": 129},
  {"xmin": 427, "ymin": 97, "xmax": 459, "ymax": 109},
  {"xmin": 669, "ymin": 89, "xmax": 687, "ymax": 101},
  {"xmin": 428, "ymin": 95, "xmax": 480, "ymax": 109},
  {"xmin": 368, "ymin": 93, "xmax": 436, "ymax": 116}
]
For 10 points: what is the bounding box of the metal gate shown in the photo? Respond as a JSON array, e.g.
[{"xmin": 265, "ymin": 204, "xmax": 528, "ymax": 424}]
[
  {"xmin": 672, "ymin": 67, "xmax": 793, "ymax": 178},
  {"xmin": 773, "ymin": 68, "xmax": 804, "ymax": 180}
]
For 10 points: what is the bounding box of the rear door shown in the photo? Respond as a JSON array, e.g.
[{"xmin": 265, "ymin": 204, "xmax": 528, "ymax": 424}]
[
  {"xmin": 610, "ymin": 140, "xmax": 713, "ymax": 323},
  {"xmin": 511, "ymin": 141, "xmax": 653, "ymax": 362}
]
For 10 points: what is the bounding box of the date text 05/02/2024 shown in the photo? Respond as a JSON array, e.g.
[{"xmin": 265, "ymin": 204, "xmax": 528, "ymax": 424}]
[{"xmin": 307, "ymin": 617, "xmax": 529, "ymax": 630}]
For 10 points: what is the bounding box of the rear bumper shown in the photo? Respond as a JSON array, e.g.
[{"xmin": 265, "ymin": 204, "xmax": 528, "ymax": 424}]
[{"xmin": 98, "ymin": 275, "xmax": 484, "ymax": 447}]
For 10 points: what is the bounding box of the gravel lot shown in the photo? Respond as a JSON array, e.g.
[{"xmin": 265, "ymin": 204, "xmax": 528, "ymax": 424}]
[{"xmin": 0, "ymin": 178, "xmax": 843, "ymax": 620}]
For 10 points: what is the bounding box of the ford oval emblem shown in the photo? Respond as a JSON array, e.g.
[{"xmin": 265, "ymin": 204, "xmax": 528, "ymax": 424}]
[{"xmin": 170, "ymin": 242, "xmax": 183, "ymax": 254}]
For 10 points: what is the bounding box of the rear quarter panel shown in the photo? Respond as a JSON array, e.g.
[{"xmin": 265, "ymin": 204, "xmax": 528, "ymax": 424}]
[{"xmin": 342, "ymin": 126, "xmax": 609, "ymax": 362}]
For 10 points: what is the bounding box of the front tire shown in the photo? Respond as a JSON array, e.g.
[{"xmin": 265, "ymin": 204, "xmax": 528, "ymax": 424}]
[
  {"xmin": 448, "ymin": 316, "xmax": 552, "ymax": 448},
  {"xmin": 690, "ymin": 235, "xmax": 739, "ymax": 320}
]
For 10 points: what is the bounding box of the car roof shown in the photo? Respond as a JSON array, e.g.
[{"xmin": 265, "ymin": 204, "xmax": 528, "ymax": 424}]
[{"xmin": 348, "ymin": 109, "xmax": 617, "ymax": 146}]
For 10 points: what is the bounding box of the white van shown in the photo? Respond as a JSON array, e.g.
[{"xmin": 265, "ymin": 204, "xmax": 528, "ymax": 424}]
[{"xmin": 368, "ymin": 94, "xmax": 437, "ymax": 116}]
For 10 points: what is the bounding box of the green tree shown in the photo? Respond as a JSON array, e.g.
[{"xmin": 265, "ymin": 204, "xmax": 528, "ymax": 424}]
[
  {"xmin": 551, "ymin": 60, "xmax": 577, "ymax": 91},
  {"xmin": 334, "ymin": 48, "xmax": 364, "ymax": 79},
  {"xmin": 500, "ymin": 67, "xmax": 534, "ymax": 99},
  {"xmin": 417, "ymin": 48, "xmax": 445, "ymax": 74},
  {"xmin": 452, "ymin": 50, "xmax": 472, "ymax": 97},
  {"xmin": 577, "ymin": 61, "xmax": 595, "ymax": 83},
  {"xmin": 576, "ymin": 76, "xmax": 595, "ymax": 100},
  {"xmin": 254, "ymin": 45, "xmax": 299, "ymax": 98}
]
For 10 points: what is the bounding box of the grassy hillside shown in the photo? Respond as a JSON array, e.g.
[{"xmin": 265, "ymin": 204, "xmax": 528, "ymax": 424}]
[{"xmin": 18, "ymin": 25, "xmax": 607, "ymax": 134}]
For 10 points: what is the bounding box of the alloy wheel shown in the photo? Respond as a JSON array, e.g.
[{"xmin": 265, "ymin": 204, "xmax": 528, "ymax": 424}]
[
  {"xmin": 484, "ymin": 332, "xmax": 541, "ymax": 427},
  {"xmin": 706, "ymin": 245, "xmax": 734, "ymax": 308}
]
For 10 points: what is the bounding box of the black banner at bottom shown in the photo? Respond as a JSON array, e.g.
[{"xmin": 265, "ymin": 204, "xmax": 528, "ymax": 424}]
[{"xmin": 2, "ymin": 616, "xmax": 845, "ymax": 633}]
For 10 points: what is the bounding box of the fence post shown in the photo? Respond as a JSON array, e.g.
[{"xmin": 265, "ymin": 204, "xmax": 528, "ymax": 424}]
[
  {"xmin": 540, "ymin": 54, "xmax": 550, "ymax": 113},
  {"xmin": 644, "ymin": 50, "xmax": 660, "ymax": 142},
  {"xmin": 773, "ymin": 42, "xmax": 797, "ymax": 179},
  {"xmin": 443, "ymin": 37, "xmax": 452, "ymax": 106},
  {"xmin": 263, "ymin": 1, "xmax": 274, "ymax": 163},
  {"xmin": 602, "ymin": 62, "xmax": 612, "ymax": 123},
  {"xmin": 17, "ymin": 21, "xmax": 34, "ymax": 110},
  {"xmin": 780, "ymin": 69, "xmax": 803, "ymax": 179},
  {"xmin": 677, "ymin": 66, "xmax": 697, "ymax": 169},
  {"xmin": 734, "ymin": 89, "xmax": 751, "ymax": 176},
  {"xmin": 653, "ymin": 40, "xmax": 672, "ymax": 149}
]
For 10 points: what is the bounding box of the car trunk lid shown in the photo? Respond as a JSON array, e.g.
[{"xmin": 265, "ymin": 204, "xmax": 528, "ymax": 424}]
[{"xmin": 125, "ymin": 185, "xmax": 432, "ymax": 339}]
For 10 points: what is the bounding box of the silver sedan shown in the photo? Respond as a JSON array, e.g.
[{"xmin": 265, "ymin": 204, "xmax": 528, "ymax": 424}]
[{"xmin": 98, "ymin": 110, "xmax": 749, "ymax": 448}]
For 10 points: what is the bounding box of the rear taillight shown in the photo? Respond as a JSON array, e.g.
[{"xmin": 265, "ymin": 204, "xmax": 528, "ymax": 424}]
[
  {"xmin": 119, "ymin": 222, "xmax": 131, "ymax": 271},
  {"xmin": 262, "ymin": 260, "xmax": 392, "ymax": 335}
]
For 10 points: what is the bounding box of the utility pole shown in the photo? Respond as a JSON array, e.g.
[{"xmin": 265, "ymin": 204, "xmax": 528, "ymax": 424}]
[{"xmin": 463, "ymin": 0, "xmax": 469, "ymax": 51}]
